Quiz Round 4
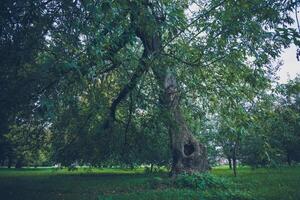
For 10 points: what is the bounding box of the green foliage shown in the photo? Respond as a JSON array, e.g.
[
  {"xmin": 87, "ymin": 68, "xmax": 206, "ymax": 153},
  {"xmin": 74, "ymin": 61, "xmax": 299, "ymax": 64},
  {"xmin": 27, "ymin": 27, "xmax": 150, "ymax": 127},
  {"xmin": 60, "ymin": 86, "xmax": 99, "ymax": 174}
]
[
  {"xmin": 145, "ymin": 172, "xmax": 254, "ymax": 200},
  {"xmin": 99, "ymin": 189, "xmax": 201, "ymax": 200},
  {"xmin": 239, "ymin": 76, "xmax": 300, "ymax": 167},
  {"xmin": 147, "ymin": 176, "xmax": 170, "ymax": 189},
  {"xmin": 174, "ymin": 172, "xmax": 230, "ymax": 190},
  {"xmin": 201, "ymin": 189, "xmax": 254, "ymax": 200},
  {"xmin": 67, "ymin": 164, "xmax": 78, "ymax": 171}
]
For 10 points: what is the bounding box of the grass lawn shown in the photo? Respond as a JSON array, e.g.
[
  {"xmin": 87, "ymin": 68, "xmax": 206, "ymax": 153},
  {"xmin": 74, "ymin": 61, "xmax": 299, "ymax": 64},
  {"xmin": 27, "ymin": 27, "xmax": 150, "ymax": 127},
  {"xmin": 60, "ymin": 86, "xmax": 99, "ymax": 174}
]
[{"xmin": 0, "ymin": 166, "xmax": 299, "ymax": 200}]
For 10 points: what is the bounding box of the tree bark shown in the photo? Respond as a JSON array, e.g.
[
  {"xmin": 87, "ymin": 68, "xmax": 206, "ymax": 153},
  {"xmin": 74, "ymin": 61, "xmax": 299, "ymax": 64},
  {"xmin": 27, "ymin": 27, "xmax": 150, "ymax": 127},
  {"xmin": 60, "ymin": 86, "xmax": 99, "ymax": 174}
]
[
  {"xmin": 150, "ymin": 163, "xmax": 153, "ymax": 173},
  {"xmin": 169, "ymin": 108, "xmax": 209, "ymax": 175},
  {"xmin": 287, "ymin": 152, "xmax": 291, "ymax": 166},
  {"xmin": 232, "ymin": 144, "xmax": 237, "ymax": 177},
  {"xmin": 7, "ymin": 156, "xmax": 12, "ymax": 168},
  {"xmin": 153, "ymin": 67, "xmax": 209, "ymax": 175},
  {"xmin": 15, "ymin": 158, "xmax": 23, "ymax": 169},
  {"xmin": 228, "ymin": 157, "xmax": 232, "ymax": 169}
]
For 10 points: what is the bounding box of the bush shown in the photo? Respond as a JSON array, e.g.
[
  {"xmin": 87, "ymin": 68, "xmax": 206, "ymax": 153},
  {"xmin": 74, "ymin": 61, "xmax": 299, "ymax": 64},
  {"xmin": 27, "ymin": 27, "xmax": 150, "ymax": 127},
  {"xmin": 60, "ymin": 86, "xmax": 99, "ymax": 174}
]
[
  {"xmin": 144, "ymin": 166, "xmax": 152, "ymax": 174},
  {"xmin": 127, "ymin": 173, "xmax": 255, "ymax": 200},
  {"xmin": 148, "ymin": 176, "xmax": 170, "ymax": 189},
  {"xmin": 144, "ymin": 165, "xmax": 165, "ymax": 174},
  {"xmin": 67, "ymin": 163, "xmax": 78, "ymax": 171},
  {"xmin": 202, "ymin": 189, "xmax": 255, "ymax": 200},
  {"xmin": 98, "ymin": 189, "xmax": 201, "ymax": 200},
  {"xmin": 172, "ymin": 173, "xmax": 255, "ymax": 200},
  {"xmin": 174, "ymin": 172, "xmax": 230, "ymax": 190}
]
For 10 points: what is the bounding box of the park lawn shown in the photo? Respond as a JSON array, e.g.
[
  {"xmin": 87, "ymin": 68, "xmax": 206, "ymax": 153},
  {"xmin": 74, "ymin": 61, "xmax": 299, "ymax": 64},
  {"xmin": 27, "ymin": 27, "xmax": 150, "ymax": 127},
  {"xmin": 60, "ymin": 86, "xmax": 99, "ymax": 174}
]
[
  {"xmin": 0, "ymin": 166, "xmax": 299, "ymax": 200},
  {"xmin": 212, "ymin": 166, "xmax": 300, "ymax": 200}
]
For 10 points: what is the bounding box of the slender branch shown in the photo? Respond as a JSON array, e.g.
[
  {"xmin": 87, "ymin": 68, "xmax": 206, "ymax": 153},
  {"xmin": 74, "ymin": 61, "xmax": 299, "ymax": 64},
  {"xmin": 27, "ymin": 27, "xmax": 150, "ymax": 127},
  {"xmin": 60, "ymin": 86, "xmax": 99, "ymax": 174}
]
[
  {"xmin": 162, "ymin": 0, "xmax": 226, "ymax": 49},
  {"xmin": 123, "ymin": 93, "xmax": 133, "ymax": 149},
  {"xmin": 295, "ymin": 3, "xmax": 300, "ymax": 34}
]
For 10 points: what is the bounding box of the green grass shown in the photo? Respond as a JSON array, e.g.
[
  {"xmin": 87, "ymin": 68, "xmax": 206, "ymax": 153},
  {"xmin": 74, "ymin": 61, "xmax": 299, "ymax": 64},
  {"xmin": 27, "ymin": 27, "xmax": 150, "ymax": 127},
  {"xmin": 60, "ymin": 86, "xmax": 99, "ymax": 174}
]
[
  {"xmin": 0, "ymin": 166, "xmax": 299, "ymax": 200},
  {"xmin": 212, "ymin": 166, "xmax": 300, "ymax": 200}
]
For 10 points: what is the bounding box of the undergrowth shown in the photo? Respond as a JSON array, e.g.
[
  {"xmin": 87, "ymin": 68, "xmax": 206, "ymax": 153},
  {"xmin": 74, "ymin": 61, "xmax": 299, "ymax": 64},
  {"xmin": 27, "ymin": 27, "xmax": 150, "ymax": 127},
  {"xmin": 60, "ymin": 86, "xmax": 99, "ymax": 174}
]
[{"xmin": 99, "ymin": 173, "xmax": 255, "ymax": 200}]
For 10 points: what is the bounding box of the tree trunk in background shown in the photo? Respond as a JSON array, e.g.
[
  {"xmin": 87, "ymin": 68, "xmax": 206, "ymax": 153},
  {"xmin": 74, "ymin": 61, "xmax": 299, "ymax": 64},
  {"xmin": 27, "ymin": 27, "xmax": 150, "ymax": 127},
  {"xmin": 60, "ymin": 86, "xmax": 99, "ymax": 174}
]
[
  {"xmin": 150, "ymin": 163, "xmax": 154, "ymax": 173},
  {"xmin": 287, "ymin": 152, "xmax": 291, "ymax": 166},
  {"xmin": 228, "ymin": 157, "xmax": 232, "ymax": 169},
  {"xmin": 153, "ymin": 67, "xmax": 209, "ymax": 175},
  {"xmin": 15, "ymin": 158, "xmax": 23, "ymax": 169},
  {"xmin": 7, "ymin": 157, "xmax": 12, "ymax": 168},
  {"xmin": 232, "ymin": 145, "xmax": 237, "ymax": 177},
  {"xmin": 232, "ymin": 157, "xmax": 237, "ymax": 177}
]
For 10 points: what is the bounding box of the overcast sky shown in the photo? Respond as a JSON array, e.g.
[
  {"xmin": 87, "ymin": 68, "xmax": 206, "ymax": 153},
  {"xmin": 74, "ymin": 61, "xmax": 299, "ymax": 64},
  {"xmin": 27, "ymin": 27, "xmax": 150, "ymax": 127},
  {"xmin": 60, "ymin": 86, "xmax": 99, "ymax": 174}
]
[
  {"xmin": 278, "ymin": 44, "xmax": 300, "ymax": 83},
  {"xmin": 267, "ymin": 11, "xmax": 300, "ymax": 84}
]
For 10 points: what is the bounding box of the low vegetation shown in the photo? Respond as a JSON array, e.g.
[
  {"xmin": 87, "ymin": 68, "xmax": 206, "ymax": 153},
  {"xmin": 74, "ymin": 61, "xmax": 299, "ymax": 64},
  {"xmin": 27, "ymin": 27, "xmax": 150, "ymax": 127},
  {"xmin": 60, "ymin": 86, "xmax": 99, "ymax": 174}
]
[{"xmin": 1, "ymin": 166, "xmax": 299, "ymax": 200}]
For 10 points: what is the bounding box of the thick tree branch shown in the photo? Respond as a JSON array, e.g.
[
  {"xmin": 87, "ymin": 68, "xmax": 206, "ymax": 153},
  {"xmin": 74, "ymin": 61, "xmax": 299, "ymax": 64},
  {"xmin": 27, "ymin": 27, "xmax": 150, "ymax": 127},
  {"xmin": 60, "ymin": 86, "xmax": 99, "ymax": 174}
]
[
  {"xmin": 105, "ymin": 50, "xmax": 149, "ymax": 128},
  {"xmin": 104, "ymin": 1, "xmax": 163, "ymax": 129}
]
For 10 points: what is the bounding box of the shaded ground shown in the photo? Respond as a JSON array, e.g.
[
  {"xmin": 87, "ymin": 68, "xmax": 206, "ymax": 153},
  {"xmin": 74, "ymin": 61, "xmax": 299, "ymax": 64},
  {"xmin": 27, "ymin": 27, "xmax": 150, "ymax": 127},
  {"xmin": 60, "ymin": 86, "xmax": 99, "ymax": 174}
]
[{"xmin": 0, "ymin": 166, "xmax": 299, "ymax": 200}]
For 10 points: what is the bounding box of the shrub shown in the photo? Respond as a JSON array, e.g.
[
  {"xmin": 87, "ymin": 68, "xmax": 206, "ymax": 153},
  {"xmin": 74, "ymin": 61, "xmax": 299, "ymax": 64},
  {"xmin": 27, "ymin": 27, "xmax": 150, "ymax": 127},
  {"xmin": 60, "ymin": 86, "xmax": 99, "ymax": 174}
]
[
  {"xmin": 174, "ymin": 172, "xmax": 230, "ymax": 190},
  {"xmin": 100, "ymin": 168, "xmax": 256, "ymax": 200},
  {"xmin": 173, "ymin": 173, "xmax": 255, "ymax": 200},
  {"xmin": 202, "ymin": 189, "xmax": 255, "ymax": 200},
  {"xmin": 148, "ymin": 176, "xmax": 170, "ymax": 189},
  {"xmin": 67, "ymin": 163, "xmax": 78, "ymax": 171},
  {"xmin": 144, "ymin": 166, "xmax": 152, "ymax": 174}
]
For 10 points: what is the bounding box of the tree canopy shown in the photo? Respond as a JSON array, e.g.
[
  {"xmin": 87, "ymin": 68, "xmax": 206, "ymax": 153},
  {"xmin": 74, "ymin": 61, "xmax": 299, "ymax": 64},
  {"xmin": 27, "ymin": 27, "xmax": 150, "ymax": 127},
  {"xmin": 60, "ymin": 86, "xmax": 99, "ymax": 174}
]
[{"xmin": 1, "ymin": 0, "xmax": 300, "ymax": 173}]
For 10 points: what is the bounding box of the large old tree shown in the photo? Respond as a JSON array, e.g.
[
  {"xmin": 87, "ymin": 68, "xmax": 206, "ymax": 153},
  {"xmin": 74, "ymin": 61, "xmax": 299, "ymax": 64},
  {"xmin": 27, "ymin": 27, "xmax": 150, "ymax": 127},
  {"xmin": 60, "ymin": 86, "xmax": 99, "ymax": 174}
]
[{"xmin": 1, "ymin": 0, "xmax": 299, "ymax": 173}]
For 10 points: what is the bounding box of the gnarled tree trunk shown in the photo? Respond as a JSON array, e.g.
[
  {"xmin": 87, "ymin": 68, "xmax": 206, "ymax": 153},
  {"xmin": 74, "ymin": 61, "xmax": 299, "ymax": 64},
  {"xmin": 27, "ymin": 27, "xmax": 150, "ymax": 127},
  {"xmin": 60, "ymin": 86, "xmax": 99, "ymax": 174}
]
[
  {"xmin": 105, "ymin": 1, "xmax": 209, "ymax": 175},
  {"xmin": 153, "ymin": 67, "xmax": 209, "ymax": 175},
  {"xmin": 169, "ymin": 109, "xmax": 209, "ymax": 175}
]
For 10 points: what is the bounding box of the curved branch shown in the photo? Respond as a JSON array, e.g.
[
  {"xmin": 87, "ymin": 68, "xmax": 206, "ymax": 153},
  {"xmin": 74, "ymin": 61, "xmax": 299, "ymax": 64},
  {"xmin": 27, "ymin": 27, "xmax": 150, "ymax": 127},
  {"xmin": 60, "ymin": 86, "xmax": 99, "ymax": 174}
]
[{"xmin": 105, "ymin": 50, "xmax": 149, "ymax": 129}]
